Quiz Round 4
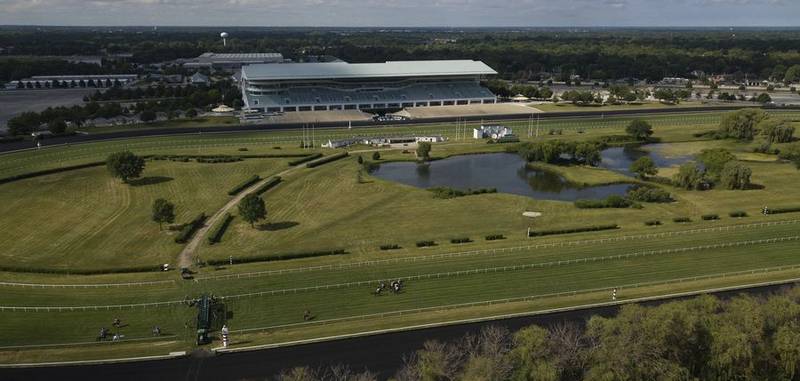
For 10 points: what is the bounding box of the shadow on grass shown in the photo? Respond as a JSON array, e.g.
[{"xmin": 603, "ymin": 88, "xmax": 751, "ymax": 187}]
[
  {"xmin": 129, "ymin": 176, "xmax": 174, "ymax": 186},
  {"xmin": 743, "ymin": 183, "xmax": 766, "ymax": 190},
  {"xmin": 257, "ymin": 221, "xmax": 300, "ymax": 231}
]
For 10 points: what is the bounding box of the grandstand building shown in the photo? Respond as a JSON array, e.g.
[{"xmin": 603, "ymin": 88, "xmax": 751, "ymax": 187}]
[{"xmin": 240, "ymin": 60, "xmax": 498, "ymax": 113}]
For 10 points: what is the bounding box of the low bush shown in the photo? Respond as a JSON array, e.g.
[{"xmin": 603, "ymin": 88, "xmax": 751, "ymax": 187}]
[
  {"xmin": 380, "ymin": 244, "xmax": 401, "ymax": 251},
  {"xmin": 766, "ymin": 206, "xmax": 800, "ymax": 215},
  {"xmin": 729, "ymin": 211, "xmax": 748, "ymax": 218},
  {"xmin": 238, "ymin": 147, "xmax": 248, "ymax": 151},
  {"xmin": 644, "ymin": 220, "xmax": 662, "ymax": 226},
  {"xmin": 253, "ymin": 176, "xmax": 282, "ymax": 196},
  {"xmin": 647, "ymin": 176, "xmax": 675, "ymax": 186},
  {"xmin": 429, "ymin": 187, "xmax": 497, "ymax": 199},
  {"xmin": 450, "ymin": 237, "xmax": 472, "ymax": 244},
  {"xmin": 196, "ymin": 156, "xmax": 242, "ymax": 163},
  {"xmin": 206, "ymin": 249, "xmax": 346, "ymax": 266},
  {"xmin": 288, "ymin": 153, "xmax": 323, "ymax": 166},
  {"xmin": 175, "ymin": 213, "xmax": 206, "ymax": 244},
  {"xmin": 702, "ymin": 214, "xmax": 720, "ymax": 221},
  {"xmin": 416, "ymin": 240, "xmax": 436, "ymax": 247},
  {"xmin": 626, "ymin": 186, "xmax": 672, "ymax": 203},
  {"xmin": 0, "ymin": 264, "xmax": 162, "ymax": 275},
  {"xmin": 673, "ymin": 217, "xmax": 692, "ymax": 223},
  {"xmin": 306, "ymin": 152, "xmax": 349, "ymax": 168},
  {"xmin": 0, "ymin": 161, "xmax": 106, "ymax": 185},
  {"xmin": 528, "ymin": 224, "xmax": 619, "ymax": 237},
  {"xmin": 227, "ymin": 175, "xmax": 261, "ymax": 196},
  {"xmin": 207, "ymin": 213, "xmax": 233, "ymax": 245},
  {"xmin": 485, "ymin": 234, "xmax": 506, "ymax": 241},
  {"xmin": 575, "ymin": 195, "xmax": 631, "ymax": 209}
]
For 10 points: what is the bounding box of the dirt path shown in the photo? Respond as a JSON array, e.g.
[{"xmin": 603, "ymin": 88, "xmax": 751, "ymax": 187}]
[{"xmin": 176, "ymin": 165, "xmax": 299, "ymax": 269}]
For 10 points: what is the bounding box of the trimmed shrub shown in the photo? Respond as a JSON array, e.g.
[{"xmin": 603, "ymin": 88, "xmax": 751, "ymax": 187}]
[
  {"xmin": 528, "ymin": 224, "xmax": 619, "ymax": 237},
  {"xmin": 196, "ymin": 156, "xmax": 242, "ymax": 163},
  {"xmin": 416, "ymin": 240, "xmax": 436, "ymax": 247},
  {"xmin": 306, "ymin": 152, "xmax": 349, "ymax": 168},
  {"xmin": 429, "ymin": 187, "xmax": 497, "ymax": 199},
  {"xmin": 644, "ymin": 220, "xmax": 662, "ymax": 226},
  {"xmin": 0, "ymin": 264, "xmax": 162, "ymax": 275},
  {"xmin": 702, "ymin": 214, "xmax": 720, "ymax": 221},
  {"xmin": 575, "ymin": 195, "xmax": 631, "ymax": 209},
  {"xmin": 175, "ymin": 213, "xmax": 206, "ymax": 244},
  {"xmin": 206, "ymin": 249, "xmax": 346, "ymax": 266},
  {"xmin": 227, "ymin": 175, "xmax": 261, "ymax": 196},
  {"xmin": 766, "ymin": 206, "xmax": 800, "ymax": 215},
  {"xmin": 673, "ymin": 217, "xmax": 692, "ymax": 223},
  {"xmin": 380, "ymin": 244, "xmax": 401, "ymax": 251},
  {"xmin": 485, "ymin": 234, "xmax": 506, "ymax": 241},
  {"xmin": 288, "ymin": 153, "xmax": 323, "ymax": 166},
  {"xmin": 450, "ymin": 237, "xmax": 472, "ymax": 244},
  {"xmin": 729, "ymin": 211, "xmax": 748, "ymax": 218},
  {"xmin": 207, "ymin": 213, "xmax": 233, "ymax": 245},
  {"xmin": 0, "ymin": 161, "xmax": 105, "ymax": 185},
  {"xmin": 253, "ymin": 176, "xmax": 282, "ymax": 196}
]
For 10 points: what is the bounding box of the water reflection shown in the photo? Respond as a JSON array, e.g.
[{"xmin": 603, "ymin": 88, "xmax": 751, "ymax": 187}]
[{"xmin": 370, "ymin": 153, "xmax": 632, "ymax": 201}]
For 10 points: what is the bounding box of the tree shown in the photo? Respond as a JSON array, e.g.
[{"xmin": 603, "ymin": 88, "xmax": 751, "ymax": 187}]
[
  {"xmin": 151, "ymin": 198, "xmax": 175, "ymax": 230},
  {"xmin": 47, "ymin": 118, "xmax": 67, "ymax": 135},
  {"xmin": 238, "ymin": 193, "xmax": 266, "ymax": 228},
  {"xmin": 719, "ymin": 162, "xmax": 752, "ymax": 190},
  {"xmin": 574, "ymin": 142, "xmax": 601, "ymax": 166},
  {"xmin": 139, "ymin": 109, "xmax": 157, "ymax": 122},
  {"xmin": 106, "ymin": 151, "xmax": 145, "ymax": 183},
  {"xmin": 630, "ymin": 156, "xmax": 658, "ymax": 179},
  {"xmin": 698, "ymin": 148, "xmax": 736, "ymax": 179},
  {"xmin": 372, "ymin": 151, "xmax": 381, "ymax": 160},
  {"xmin": 755, "ymin": 93, "xmax": 772, "ymax": 104},
  {"xmin": 7, "ymin": 111, "xmax": 40, "ymax": 136},
  {"xmin": 416, "ymin": 142, "xmax": 432, "ymax": 161},
  {"xmin": 785, "ymin": 65, "xmax": 800, "ymax": 83},
  {"xmin": 357, "ymin": 155, "xmax": 364, "ymax": 164},
  {"xmin": 758, "ymin": 119, "xmax": 795, "ymax": 143},
  {"xmin": 185, "ymin": 108, "xmax": 198, "ymax": 118},
  {"xmin": 673, "ymin": 162, "xmax": 706, "ymax": 190},
  {"xmin": 625, "ymin": 119, "xmax": 654, "ymax": 141},
  {"xmin": 718, "ymin": 109, "xmax": 767, "ymax": 140}
]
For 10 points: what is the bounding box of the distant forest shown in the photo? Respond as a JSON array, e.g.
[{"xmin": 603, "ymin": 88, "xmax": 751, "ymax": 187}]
[{"xmin": 2, "ymin": 27, "xmax": 800, "ymax": 82}]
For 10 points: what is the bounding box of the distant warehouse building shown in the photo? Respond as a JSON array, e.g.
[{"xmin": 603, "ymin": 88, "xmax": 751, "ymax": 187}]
[
  {"xmin": 240, "ymin": 60, "xmax": 498, "ymax": 113},
  {"xmin": 181, "ymin": 52, "xmax": 286, "ymax": 71}
]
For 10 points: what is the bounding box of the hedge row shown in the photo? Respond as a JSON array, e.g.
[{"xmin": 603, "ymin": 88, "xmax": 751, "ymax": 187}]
[
  {"xmin": 767, "ymin": 206, "xmax": 800, "ymax": 215},
  {"xmin": 253, "ymin": 176, "xmax": 282, "ymax": 196},
  {"xmin": 228, "ymin": 175, "xmax": 261, "ymax": 196},
  {"xmin": 288, "ymin": 153, "xmax": 323, "ymax": 166},
  {"xmin": 729, "ymin": 211, "xmax": 748, "ymax": 218},
  {"xmin": 429, "ymin": 187, "xmax": 498, "ymax": 199},
  {"xmin": 0, "ymin": 264, "xmax": 163, "ymax": 275},
  {"xmin": 528, "ymin": 224, "xmax": 619, "ymax": 237},
  {"xmin": 154, "ymin": 153, "xmax": 309, "ymax": 159},
  {"xmin": 574, "ymin": 196, "xmax": 631, "ymax": 209},
  {"xmin": 196, "ymin": 156, "xmax": 242, "ymax": 163},
  {"xmin": 416, "ymin": 240, "xmax": 436, "ymax": 247},
  {"xmin": 673, "ymin": 217, "xmax": 692, "ymax": 223},
  {"xmin": 175, "ymin": 213, "xmax": 206, "ymax": 244},
  {"xmin": 207, "ymin": 213, "xmax": 233, "ymax": 245},
  {"xmin": 485, "ymin": 234, "xmax": 506, "ymax": 241},
  {"xmin": 0, "ymin": 161, "xmax": 106, "ymax": 185},
  {"xmin": 380, "ymin": 244, "xmax": 401, "ymax": 251},
  {"xmin": 644, "ymin": 220, "xmax": 662, "ymax": 226},
  {"xmin": 306, "ymin": 152, "xmax": 349, "ymax": 168},
  {"xmin": 702, "ymin": 214, "xmax": 720, "ymax": 221},
  {"xmin": 450, "ymin": 237, "xmax": 472, "ymax": 244},
  {"xmin": 206, "ymin": 249, "xmax": 346, "ymax": 266}
]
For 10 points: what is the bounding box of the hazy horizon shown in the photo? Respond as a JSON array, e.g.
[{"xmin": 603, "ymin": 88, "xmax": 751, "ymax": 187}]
[{"xmin": 1, "ymin": 0, "xmax": 798, "ymax": 28}]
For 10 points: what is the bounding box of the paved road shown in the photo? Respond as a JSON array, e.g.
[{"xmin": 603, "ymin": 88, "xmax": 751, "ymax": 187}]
[
  {"xmin": 0, "ymin": 105, "xmax": 765, "ymax": 154},
  {"xmin": 3, "ymin": 280, "xmax": 797, "ymax": 381}
]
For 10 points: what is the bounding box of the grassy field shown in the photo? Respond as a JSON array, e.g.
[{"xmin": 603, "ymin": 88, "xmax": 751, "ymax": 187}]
[
  {"xmin": 0, "ymin": 158, "xmax": 291, "ymax": 269},
  {"xmin": 2, "ymin": 109, "xmax": 800, "ymax": 363}
]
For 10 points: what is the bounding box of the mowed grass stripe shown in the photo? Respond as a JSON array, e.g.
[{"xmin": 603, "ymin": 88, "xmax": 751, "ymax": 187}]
[{"xmin": 225, "ymin": 240, "xmax": 800, "ymax": 328}]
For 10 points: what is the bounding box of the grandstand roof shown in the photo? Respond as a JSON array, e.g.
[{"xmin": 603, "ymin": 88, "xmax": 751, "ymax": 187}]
[{"xmin": 242, "ymin": 60, "xmax": 497, "ymax": 81}]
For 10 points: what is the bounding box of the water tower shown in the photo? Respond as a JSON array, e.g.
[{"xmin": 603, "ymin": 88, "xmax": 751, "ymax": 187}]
[{"xmin": 220, "ymin": 32, "xmax": 229, "ymax": 47}]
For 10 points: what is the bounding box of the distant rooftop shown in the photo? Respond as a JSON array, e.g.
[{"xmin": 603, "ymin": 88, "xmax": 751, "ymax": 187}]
[
  {"xmin": 197, "ymin": 52, "xmax": 283, "ymax": 60},
  {"xmin": 242, "ymin": 60, "xmax": 497, "ymax": 81}
]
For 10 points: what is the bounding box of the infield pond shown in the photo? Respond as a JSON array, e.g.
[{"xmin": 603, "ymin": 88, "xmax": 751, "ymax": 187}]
[{"xmin": 369, "ymin": 144, "xmax": 693, "ymax": 202}]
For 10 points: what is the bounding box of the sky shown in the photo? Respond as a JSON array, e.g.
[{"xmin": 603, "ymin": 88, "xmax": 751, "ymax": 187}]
[{"xmin": 0, "ymin": 0, "xmax": 798, "ymax": 27}]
